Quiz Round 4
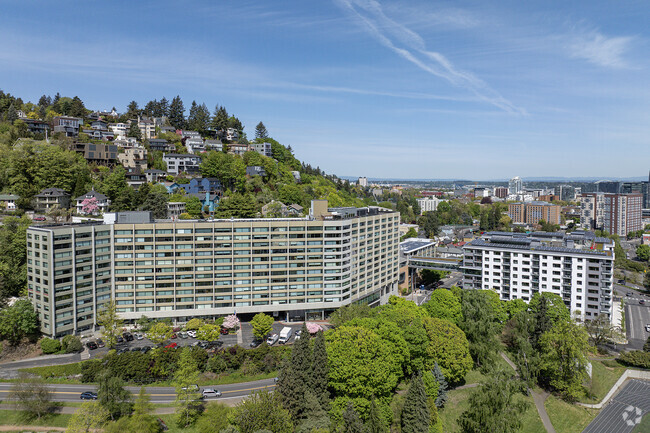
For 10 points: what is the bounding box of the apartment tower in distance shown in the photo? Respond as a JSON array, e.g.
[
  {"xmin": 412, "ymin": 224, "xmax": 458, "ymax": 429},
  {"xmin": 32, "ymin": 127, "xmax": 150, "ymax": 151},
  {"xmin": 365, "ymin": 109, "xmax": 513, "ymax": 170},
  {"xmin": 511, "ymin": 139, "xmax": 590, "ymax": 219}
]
[
  {"xmin": 508, "ymin": 202, "xmax": 561, "ymax": 225},
  {"xmin": 508, "ymin": 176, "xmax": 523, "ymax": 195},
  {"xmin": 26, "ymin": 200, "xmax": 400, "ymax": 337},
  {"xmin": 579, "ymin": 193, "xmax": 642, "ymax": 236},
  {"xmin": 462, "ymin": 231, "xmax": 614, "ymax": 321}
]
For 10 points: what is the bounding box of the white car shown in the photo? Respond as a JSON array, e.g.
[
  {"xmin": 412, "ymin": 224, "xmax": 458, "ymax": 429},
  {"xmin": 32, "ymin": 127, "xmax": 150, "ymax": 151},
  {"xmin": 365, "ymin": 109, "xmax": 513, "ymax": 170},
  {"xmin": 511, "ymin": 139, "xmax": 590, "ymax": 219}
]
[
  {"xmin": 645, "ymin": 324, "xmax": 650, "ymax": 333},
  {"xmin": 202, "ymin": 389, "xmax": 222, "ymax": 398},
  {"xmin": 187, "ymin": 330, "xmax": 197, "ymax": 338},
  {"xmin": 266, "ymin": 334, "xmax": 279, "ymax": 345},
  {"xmin": 135, "ymin": 333, "xmax": 144, "ymax": 340}
]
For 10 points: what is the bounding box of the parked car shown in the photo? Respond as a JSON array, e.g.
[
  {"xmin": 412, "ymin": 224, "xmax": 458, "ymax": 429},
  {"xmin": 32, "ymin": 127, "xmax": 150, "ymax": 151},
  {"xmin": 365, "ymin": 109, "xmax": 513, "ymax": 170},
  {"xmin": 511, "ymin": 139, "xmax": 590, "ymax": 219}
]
[
  {"xmin": 165, "ymin": 342, "xmax": 178, "ymax": 349},
  {"xmin": 250, "ymin": 339, "xmax": 263, "ymax": 348},
  {"xmin": 170, "ymin": 333, "xmax": 177, "ymax": 339},
  {"xmin": 96, "ymin": 338, "xmax": 105, "ymax": 348},
  {"xmin": 201, "ymin": 388, "xmax": 222, "ymax": 399},
  {"xmin": 206, "ymin": 341, "xmax": 222, "ymax": 349},
  {"xmin": 123, "ymin": 332, "xmax": 134, "ymax": 342},
  {"xmin": 135, "ymin": 333, "xmax": 144, "ymax": 340},
  {"xmin": 80, "ymin": 391, "xmax": 98, "ymax": 400},
  {"xmin": 266, "ymin": 334, "xmax": 279, "ymax": 345},
  {"xmin": 86, "ymin": 341, "xmax": 98, "ymax": 350},
  {"xmin": 627, "ymin": 292, "xmax": 633, "ymax": 296},
  {"xmin": 178, "ymin": 331, "xmax": 188, "ymax": 339},
  {"xmin": 187, "ymin": 330, "xmax": 197, "ymax": 338},
  {"xmin": 33, "ymin": 216, "xmax": 46, "ymax": 221},
  {"xmin": 198, "ymin": 341, "xmax": 209, "ymax": 349},
  {"xmin": 294, "ymin": 330, "xmax": 302, "ymax": 341},
  {"xmin": 141, "ymin": 346, "xmax": 152, "ymax": 353},
  {"xmin": 640, "ymin": 299, "xmax": 646, "ymax": 305},
  {"xmin": 131, "ymin": 347, "xmax": 142, "ymax": 352},
  {"xmin": 220, "ymin": 327, "xmax": 230, "ymax": 335}
]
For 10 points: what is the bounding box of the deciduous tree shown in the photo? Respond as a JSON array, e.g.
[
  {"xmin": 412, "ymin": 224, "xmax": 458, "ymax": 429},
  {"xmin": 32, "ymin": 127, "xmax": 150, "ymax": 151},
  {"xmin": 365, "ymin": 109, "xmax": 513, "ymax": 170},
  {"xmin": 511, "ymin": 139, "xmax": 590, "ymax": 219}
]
[
  {"xmin": 250, "ymin": 313, "xmax": 274, "ymax": 340},
  {"xmin": 65, "ymin": 401, "xmax": 109, "ymax": 433},
  {"xmin": 422, "ymin": 317, "xmax": 473, "ymax": 383},
  {"xmin": 231, "ymin": 390, "xmax": 293, "ymax": 433},
  {"xmin": 423, "ymin": 289, "xmax": 462, "ymax": 324},
  {"xmin": 174, "ymin": 349, "xmax": 201, "ymax": 427},
  {"xmin": 9, "ymin": 373, "xmax": 53, "ymax": 419},
  {"xmin": 97, "ymin": 301, "xmax": 123, "ymax": 348},
  {"xmin": 148, "ymin": 322, "xmax": 173, "ymax": 346},
  {"xmin": 0, "ymin": 298, "xmax": 39, "ymax": 345},
  {"xmin": 97, "ymin": 371, "xmax": 132, "ymax": 420}
]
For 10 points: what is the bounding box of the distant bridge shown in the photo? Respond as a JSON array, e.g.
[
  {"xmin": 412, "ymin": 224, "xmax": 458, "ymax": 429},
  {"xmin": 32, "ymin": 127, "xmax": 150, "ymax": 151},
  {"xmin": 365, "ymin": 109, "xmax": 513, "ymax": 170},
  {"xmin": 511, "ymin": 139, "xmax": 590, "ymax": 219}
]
[{"xmin": 407, "ymin": 256, "xmax": 462, "ymax": 272}]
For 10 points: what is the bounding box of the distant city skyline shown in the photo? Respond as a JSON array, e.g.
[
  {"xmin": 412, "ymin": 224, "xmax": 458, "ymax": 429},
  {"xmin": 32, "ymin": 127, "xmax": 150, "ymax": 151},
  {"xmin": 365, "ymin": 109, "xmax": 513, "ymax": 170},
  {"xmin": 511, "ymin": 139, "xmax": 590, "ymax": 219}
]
[{"xmin": 1, "ymin": 1, "xmax": 649, "ymax": 179}]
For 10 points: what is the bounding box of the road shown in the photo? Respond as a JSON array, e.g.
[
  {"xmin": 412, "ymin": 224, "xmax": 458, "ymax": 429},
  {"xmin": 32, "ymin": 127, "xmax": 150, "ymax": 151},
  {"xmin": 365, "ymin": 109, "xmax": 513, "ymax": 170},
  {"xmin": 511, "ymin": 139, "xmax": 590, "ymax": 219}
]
[
  {"xmin": 614, "ymin": 284, "xmax": 650, "ymax": 350},
  {"xmin": 0, "ymin": 378, "xmax": 276, "ymax": 404}
]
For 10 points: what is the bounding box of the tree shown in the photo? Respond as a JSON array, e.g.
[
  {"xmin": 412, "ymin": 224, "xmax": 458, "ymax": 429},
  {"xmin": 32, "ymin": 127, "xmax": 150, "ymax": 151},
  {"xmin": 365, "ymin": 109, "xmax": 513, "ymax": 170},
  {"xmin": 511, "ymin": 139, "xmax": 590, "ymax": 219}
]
[
  {"xmin": 400, "ymin": 227, "xmax": 418, "ymax": 241},
  {"xmin": 342, "ymin": 401, "xmax": 365, "ymax": 433},
  {"xmin": 9, "ymin": 373, "xmax": 53, "ymax": 419},
  {"xmin": 68, "ymin": 96, "xmax": 86, "ymax": 118},
  {"xmin": 147, "ymin": 322, "xmax": 173, "ymax": 346},
  {"xmin": 97, "ymin": 371, "xmax": 132, "ymax": 420},
  {"xmin": 187, "ymin": 101, "xmax": 211, "ymax": 134},
  {"xmin": 401, "ymin": 373, "xmax": 429, "ymax": 433},
  {"xmin": 215, "ymin": 193, "xmax": 258, "ymax": 218},
  {"xmin": 196, "ymin": 323, "xmax": 221, "ymax": 342},
  {"xmin": 255, "ymin": 122, "xmax": 268, "ymax": 140},
  {"xmin": 196, "ymin": 402, "xmax": 231, "ymax": 433},
  {"xmin": 636, "ymin": 244, "xmax": 650, "ymax": 262},
  {"xmin": 174, "ymin": 349, "xmax": 201, "ymax": 427},
  {"xmin": 65, "ymin": 401, "xmax": 109, "ymax": 433},
  {"xmin": 422, "ymin": 317, "xmax": 473, "ymax": 383},
  {"xmin": 128, "ymin": 387, "xmax": 161, "ymax": 433},
  {"xmin": 140, "ymin": 191, "xmax": 168, "ymax": 218},
  {"xmin": 250, "ymin": 313, "xmax": 274, "ymax": 340},
  {"xmin": 457, "ymin": 369, "xmax": 528, "ymax": 433},
  {"xmin": 168, "ymin": 96, "xmax": 185, "ymax": 130},
  {"xmin": 431, "ymin": 362, "xmax": 448, "ymax": 408},
  {"xmin": 458, "ymin": 290, "xmax": 501, "ymax": 370},
  {"xmin": 328, "ymin": 303, "xmax": 372, "ymax": 327},
  {"xmin": 211, "ymin": 105, "xmax": 229, "ymax": 131},
  {"xmin": 277, "ymin": 323, "xmax": 311, "ymax": 418},
  {"xmin": 366, "ymin": 397, "xmax": 387, "ymax": 433},
  {"xmin": 0, "ymin": 299, "xmax": 39, "ymax": 345},
  {"xmin": 126, "ymin": 101, "xmax": 140, "ymax": 118},
  {"xmin": 80, "ymin": 197, "xmax": 99, "ymax": 215},
  {"xmin": 539, "ymin": 319, "xmax": 590, "ymax": 401},
  {"xmin": 529, "ymin": 292, "xmax": 570, "ymax": 349},
  {"xmin": 127, "ymin": 121, "xmax": 142, "ymax": 140},
  {"xmin": 222, "ymin": 314, "xmax": 240, "ymax": 329},
  {"xmin": 97, "ymin": 301, "xmax": 123, "ymax": 348},
  {"xmin": 310, "ymin": 330, "xmax": 330, "ymax": 408},
  {"xmin": 231, "ymin": 390, "xmax": 293, "ymax": 433},
  {"xmin": 0, "ymin": 217, "xmax": 32, "ymax": 301},
  {"xmin": 423, "ymin": 289, "xmax": 462, "ymax": 324},
  {"xmin": 62, "ymin": 335, "xmax": 83, "ymax": 353},
  {"xmin": 584, "ymin": 314, "xmax": 619, "ymax": 347}
]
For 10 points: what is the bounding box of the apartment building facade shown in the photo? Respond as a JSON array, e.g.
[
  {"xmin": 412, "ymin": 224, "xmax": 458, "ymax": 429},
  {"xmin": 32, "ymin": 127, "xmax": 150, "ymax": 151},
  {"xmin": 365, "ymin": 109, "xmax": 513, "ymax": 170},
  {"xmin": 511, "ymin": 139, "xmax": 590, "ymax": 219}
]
[
  {"xmin": 461, "ymin": 231, "xmax": 614, "ymax": 321},
  {"xmin": 580, "ymin": 193, "xmax": 642, "ymax": 236},
  {"xmin": 27, "ymin": 203, "xmax": 400, "ymax": 337},
  {"xmin": 508, "ymin": 202, "xmax": 561, "ymax": 225},
  {"xmin": 416, "ymin": 197, "xmax": 442, "ymax": 214}
]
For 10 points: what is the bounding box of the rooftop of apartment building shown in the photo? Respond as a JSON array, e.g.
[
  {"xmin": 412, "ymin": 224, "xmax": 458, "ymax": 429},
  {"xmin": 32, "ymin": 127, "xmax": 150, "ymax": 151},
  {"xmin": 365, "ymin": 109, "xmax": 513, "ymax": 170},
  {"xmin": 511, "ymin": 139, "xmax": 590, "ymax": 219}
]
[{"xmin": 466, "ymin": 230, "xmax": 614, "ymax": 257}]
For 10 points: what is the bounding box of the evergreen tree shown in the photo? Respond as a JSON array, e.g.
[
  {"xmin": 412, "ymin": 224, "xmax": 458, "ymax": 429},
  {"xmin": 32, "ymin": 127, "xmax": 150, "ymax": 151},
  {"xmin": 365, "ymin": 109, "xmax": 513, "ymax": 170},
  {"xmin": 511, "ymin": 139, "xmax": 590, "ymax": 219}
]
[
  {"xmin": 342, "ymin": 401, "xmax": 365, "ymax": 433},
  {"xmin": 130, "ymin": 387, "xmax": 160, "ymax": 433},
  {"xmin": 52, "ymin": 92, "xmax": 61, "ymax": 113},
  {"xmin": 97, "ymin": 371, "xmax": 132, "ymax": 421},
  {"xmin": 187, "ymin": 101, "xmax": 210, "ymax": 134},
  {"xmin": 211, "ymin": 105, "xmax": 228, "ymax": 131},
  {"xmin": 127, "ymin": 121, "xmax": 142, "ymax": 140},
  {"xmin": 401, "ymin": 373, "xmax": 429, "ymax": 433},
  {"xmin": 367, "ymin": 398, "xmax": 387, "ymax": 433},
  {"xmin": 310, "ymin": 329, "xmax": 329, "ymax": 408},
  {"xmin": 431, "ymin": 362, "xmax": 448, "ymax": 408},
  {"xmin": 158, "ymin": 97, "xmax": 169, "ymax": 117},
  {"xmin": 297, "ymin": 391, "xmax": 330, "ymax": 433},
  {"xmin": 168, "ymin": 96, "xmax": 185, "ymax": 130},
  {"xmin": 69, "ymin": 96, "xmax": 86, "ymax": 118},
  {"xmin": 255, "ymin": 122, "xmax": 268, "ymax": 139},
  {"xmin": 174, "ymin": 349, "xmax": 201, "ymax": 427},
  {"xmin": 277, "ymin": 323, "xmax": 310, "ymax": 419},
  {"xmin": 126, "ymin": 100, "xmax": 140, "ymax": 118},
  {"xmin": 6, "ymin": 103, "xmax": 17, "ymax": 123},
  {"xmin": 143, "ymin": 100, "xmax": 157, "ymax": 117}
]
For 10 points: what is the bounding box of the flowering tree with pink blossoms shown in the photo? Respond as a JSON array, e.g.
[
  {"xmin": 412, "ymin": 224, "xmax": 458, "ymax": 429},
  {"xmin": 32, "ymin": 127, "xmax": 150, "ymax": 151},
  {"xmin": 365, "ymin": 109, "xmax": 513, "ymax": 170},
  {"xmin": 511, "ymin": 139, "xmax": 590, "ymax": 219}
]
[
  {"xmin": 306, "ymin": 322, "xmax": 322, "ymax": 334},
  {"xmin": 81, "ymin": 197, "xmax": 99, "ymax": 215},
  {"xmin": 222, "ymin": 314, "xmax": 240, "ymax": 329}
]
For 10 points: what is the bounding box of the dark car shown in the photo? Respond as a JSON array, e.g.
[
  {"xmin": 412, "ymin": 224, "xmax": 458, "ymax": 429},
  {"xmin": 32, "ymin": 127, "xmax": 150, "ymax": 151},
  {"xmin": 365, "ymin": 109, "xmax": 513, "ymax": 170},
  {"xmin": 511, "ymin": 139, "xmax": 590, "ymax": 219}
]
[
  {"xmin": 640, "ymin": 299, "xmax": 646, "ymax": 305},
  {"xmin": 141, "ymin": 346, "xmax": 152, "ymax": 353},
  {"xmin": 249, "ymin": 339, "xmax": 263, "ymax": 348},
  {"xmin": 123, "ymin": 332, "xmax": 134, "ymax": 342},
  {"xmin": 80, "ymin": 391, "xmax": 98, "ymax": 400},
  {"xmin": 206, "ymin": 341, "xmax": 222, "ymax": 349},
  {"xmin": 116, "ymin": 336, "xmax": 124, "ymax": 343},
  {"xmin": 220, "ymin": 327, "xmax": 230, "ymax": 335},
  {"xmin": 627, "ymin": 292, "xmax": 633, "ymax": 297},
  {"xmin": 86, "ymin": 341, "xmax": 98, "ymax": 350},
  {"xmin": 131, "ymin": 347, "xmax": 142, "ymax": 352},
  {"xmin": 198, "ymin": 341, "xmax": 209, "ymax": 349},
  {"xmin": 170, "ymin": 333, "xmax": 177, "ymax": 339},
  {"xmin": 96, "ymin": 338, "xmax": 105, "ymax": 348}
]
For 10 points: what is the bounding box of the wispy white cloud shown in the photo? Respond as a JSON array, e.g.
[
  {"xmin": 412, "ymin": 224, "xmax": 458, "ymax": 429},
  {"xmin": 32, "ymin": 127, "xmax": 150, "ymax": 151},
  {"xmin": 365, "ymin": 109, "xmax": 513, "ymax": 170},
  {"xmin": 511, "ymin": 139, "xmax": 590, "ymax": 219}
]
[
  {"xmin": 334, "ymin": 0, "xmax": 525, "ymax": 115},
  {"xmin": 565, "ymin": 27, "xmax": 634, "ymax": 68}
]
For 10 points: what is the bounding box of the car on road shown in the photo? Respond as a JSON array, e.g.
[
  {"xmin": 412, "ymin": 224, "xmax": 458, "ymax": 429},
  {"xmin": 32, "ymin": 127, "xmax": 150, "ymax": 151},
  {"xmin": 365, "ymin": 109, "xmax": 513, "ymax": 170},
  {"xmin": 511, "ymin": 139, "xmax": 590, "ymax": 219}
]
[
  {"xmin": 627, "ymin": 292, "xmax": 633, "ymax": 296},
  {"xmin": 274, "ymin": 377, "xmax": 279, "ymax": 383},
  {"xmin": 202, "ymin": 388, "xmax": 222, "ymax": 398},
  {"xmin": 80, "ymin": 391, "xmax": 98, "ymax": 400},
  {"xmin": 266, "ymin": 333, "xmax": 279, "ymax": 345},
  {"xmin": 640, "ymin": 299, "xmax": 646, "ymax": 305},
  {"xmin": 250, "ymin": 339, "xmax": 263, "ymax": 348},
  {"xmin": 646, "ymin": 324, "xmax": 650, "ymax": 333},
  {"xmin": 187, "ymin": 330, "xmax": 197, "ymax": 338},
  {"xmin": 86, "ymin": 341, "xmax": 98, "ymax": 350},
  {"xmin": 96, "ymin": 338, "xmax": 105, "ymax": 348},
  {"xmin": 182, "ymin": 384, "xmax": 199, "ymax": 392}
]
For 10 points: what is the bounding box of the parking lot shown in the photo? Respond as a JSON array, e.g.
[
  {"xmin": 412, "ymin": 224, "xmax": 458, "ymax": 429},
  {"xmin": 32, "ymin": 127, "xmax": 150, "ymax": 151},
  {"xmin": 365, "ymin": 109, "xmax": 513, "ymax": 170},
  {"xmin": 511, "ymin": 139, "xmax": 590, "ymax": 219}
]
[{"xmin": 85, "ymin": 321, "xmax": 318, "ymax": 358}]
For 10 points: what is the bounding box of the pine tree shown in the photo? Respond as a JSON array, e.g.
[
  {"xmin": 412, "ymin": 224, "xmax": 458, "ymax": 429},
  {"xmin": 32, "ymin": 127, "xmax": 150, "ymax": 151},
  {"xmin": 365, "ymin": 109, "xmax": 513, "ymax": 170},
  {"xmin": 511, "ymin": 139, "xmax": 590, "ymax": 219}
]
[
  {"xmin": 401, "ymin": 373, "xmax": 430, "ymax": 433},
  {"xmin": 158, "ymin": 97, "xmax": 169, "ymax": 117},
  {"xmin": 343, "ymin": 401, "xmax": 365, "ymax": 433},
  {"xmin": 367, "ymin": 398, "xmax": 387, "ymax": 433},
  {"xmin": 432, "ymin": 362, "xmax": 448, "ymax": 408},
  {"xmin": 69, "ymin": 96, "xmax": 86, "ymax": 118},
  {"xmin": 126, "ymin": 100, "xmax": 140, "ymax": 118},
  {"xmin": 168, "ymin": 96, "xmax": 186, "ymax": 130},
  {"xmin": 6, "ymin": 103, "xmax": 17, "ymax": 123},
  {"xmin": 211, "ymin": 105, "xmax": 228, "ymax": 131},
  {"xmin": 310, "ymin": 329, "xmax": 329, "ymax": 408},
  {"xmin": 277, "ymin": 322, "xmax": 311, "ymax": 418},
  {"xmin": 255, "ymin": 122, "xmax": 268, "ymax": 139},
  {"xmin": 127, "ymin": 121, "xmax": 142, "ymax": 140}
]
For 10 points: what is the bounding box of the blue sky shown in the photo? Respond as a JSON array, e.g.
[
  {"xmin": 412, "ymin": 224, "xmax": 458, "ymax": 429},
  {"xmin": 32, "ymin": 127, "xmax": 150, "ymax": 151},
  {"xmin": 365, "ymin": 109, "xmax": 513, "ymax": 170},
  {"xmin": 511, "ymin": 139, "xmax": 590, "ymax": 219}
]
[{"xmin": 1, "ymin": 0, "xmax": 648, "ymax": 180}]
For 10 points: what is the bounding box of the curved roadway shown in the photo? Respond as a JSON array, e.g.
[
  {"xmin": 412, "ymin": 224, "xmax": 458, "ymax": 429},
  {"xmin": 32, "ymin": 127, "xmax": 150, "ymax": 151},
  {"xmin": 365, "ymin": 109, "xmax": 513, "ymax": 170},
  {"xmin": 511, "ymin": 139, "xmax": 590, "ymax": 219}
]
[{"xmin": 0, "ymin": 378, "xmax": 276, "ymax": 404}]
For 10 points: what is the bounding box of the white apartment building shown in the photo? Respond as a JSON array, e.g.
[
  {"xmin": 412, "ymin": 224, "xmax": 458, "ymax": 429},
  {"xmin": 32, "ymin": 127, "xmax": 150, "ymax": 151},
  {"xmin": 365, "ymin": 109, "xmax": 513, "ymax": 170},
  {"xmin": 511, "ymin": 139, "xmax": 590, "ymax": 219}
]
[
  {"xmin": 26, "ymin": 201, "xmax": 400, "ymax": 337},
  {"xmin": 109, "ymin": 123, "xmax": 128, "ymax": 139},
  {"xmin": 358, "ymin": 177, "xmax": 368, "ymax": 188},
  {"xmin": 508, "ymin": 176, "xmax": 523, "ymax": 195},
  {"xmin": 417, "ymin": 197, "xmax": 442, "ymax": 214},
  {"xmin": 162, "ymin": 153, "xmax": 202, "ymax": 175},
  {"xmin": 462, "ymin": 231, "xmax": 614, "ymax": 321}
]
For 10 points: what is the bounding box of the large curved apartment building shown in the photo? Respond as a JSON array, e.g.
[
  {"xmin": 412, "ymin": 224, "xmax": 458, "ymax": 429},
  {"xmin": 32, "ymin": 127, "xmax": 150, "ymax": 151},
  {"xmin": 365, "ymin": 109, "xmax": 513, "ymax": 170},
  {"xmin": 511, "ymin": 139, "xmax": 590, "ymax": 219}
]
[{"xmin": 27, "ymin": 201, "xmax": 400, "ymax": 337}]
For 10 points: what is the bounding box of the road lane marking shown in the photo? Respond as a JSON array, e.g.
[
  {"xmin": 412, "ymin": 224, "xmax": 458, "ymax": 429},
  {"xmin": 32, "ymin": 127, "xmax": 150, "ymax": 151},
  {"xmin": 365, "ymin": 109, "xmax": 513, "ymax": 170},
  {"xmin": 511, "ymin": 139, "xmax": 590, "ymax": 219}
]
[{"xmin": 0, "ymin": 384, "xmax": 277, "ymax": 397}]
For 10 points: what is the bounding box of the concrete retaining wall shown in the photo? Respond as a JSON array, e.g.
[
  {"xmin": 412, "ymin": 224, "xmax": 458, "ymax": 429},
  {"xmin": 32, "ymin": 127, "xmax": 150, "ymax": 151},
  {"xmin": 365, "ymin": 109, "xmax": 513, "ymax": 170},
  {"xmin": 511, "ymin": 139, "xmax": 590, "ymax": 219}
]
[{"xmin": 577, "ymin": 369, "xmax": 650, "ymax": 409}]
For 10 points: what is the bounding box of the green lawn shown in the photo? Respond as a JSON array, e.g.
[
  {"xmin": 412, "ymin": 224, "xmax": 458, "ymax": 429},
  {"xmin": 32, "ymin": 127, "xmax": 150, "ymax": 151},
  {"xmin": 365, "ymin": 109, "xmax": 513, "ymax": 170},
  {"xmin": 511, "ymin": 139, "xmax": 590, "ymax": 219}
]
[
  {"xmin": 545, "ymin": 395, "xmax": 599, "ymax": 433},
  {"xmin": 462, "ymin": 355, "xmax": 512, "ymax": 385},
  {"xmin": 0, "ymin": 409, "xmax": 72, "ymax": 428},
  {"xmin": 578, "ymin": 359, "xmax": 627, "ymax": 404},
  {"xmin": 439, "ymin": 387, "xmax": 544, "ymax": 433}
]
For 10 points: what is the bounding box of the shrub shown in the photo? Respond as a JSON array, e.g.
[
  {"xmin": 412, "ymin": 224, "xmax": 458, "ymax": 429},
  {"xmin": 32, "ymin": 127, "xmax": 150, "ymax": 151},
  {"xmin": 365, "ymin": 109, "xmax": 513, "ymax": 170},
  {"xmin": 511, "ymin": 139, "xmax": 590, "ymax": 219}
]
[
  {"xmin": 40, "ymin": 337, "xmax": 61, "ymax": 354},
  {"xmin": 21, "ymin": 362, "xmax": 83, "ymax": 379},
  {"xmin": 207, "ymin": 355, "xmax": 228, "ymax": 373},
  {"xmin": 62, "ymin": 335, "xmax": 83, "ymax": 353},
  {"xmin": 81, "ymin": 359, "xmax": 103, "ymax": 383},
  {"xmin": 618, "ymin": 351, "xmax": 650, "ymax": 369}
]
